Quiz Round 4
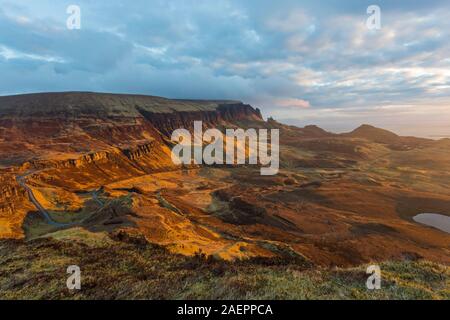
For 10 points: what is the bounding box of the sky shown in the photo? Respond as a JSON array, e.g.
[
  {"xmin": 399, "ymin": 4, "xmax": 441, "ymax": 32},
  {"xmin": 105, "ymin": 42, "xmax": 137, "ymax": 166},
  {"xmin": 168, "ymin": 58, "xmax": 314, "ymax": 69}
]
[{"xmin": 0, "ymin": 0, "xmax": 449, "ymax": 137}]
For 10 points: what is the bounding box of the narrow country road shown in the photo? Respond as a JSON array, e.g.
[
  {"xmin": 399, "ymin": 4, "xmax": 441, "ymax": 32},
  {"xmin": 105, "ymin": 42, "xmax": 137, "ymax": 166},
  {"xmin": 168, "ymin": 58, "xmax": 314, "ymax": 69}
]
[
  {"xmin": 91, "ymin": 190, "xmax": 104, "ymax": 206},
  {"xmin": 16, "ymin": 173, "xmax": 73, "ymax": 227}
]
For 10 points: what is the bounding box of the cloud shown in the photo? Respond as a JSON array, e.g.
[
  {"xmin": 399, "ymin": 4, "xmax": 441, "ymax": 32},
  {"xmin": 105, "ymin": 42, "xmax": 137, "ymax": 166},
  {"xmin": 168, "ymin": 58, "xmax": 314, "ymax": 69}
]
[
  {"xmin": 275, "ymin": 98, "xmax": 311, "ymax": 108},
  {"xmin": 0, "ymin": 45, "xmax": 65, "ymax": 63},
  {"xmin": 266, "ymin": 9, "xmax": 313, "ymax": 33},
  {"xmin": 0, "ymin": 0, "xmax": 449, "ymax": 135}
]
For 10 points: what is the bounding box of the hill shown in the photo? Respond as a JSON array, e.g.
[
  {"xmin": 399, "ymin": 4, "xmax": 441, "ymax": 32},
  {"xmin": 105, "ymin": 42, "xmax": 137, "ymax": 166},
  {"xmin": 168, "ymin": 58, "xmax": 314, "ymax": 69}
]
[
  {"xmin": 0, "ymin": 92, "xmax": 448, "ymax": 274},
  {"xmin": 344, "ymin": 124, "xmax": 433, "ymax": 150}
]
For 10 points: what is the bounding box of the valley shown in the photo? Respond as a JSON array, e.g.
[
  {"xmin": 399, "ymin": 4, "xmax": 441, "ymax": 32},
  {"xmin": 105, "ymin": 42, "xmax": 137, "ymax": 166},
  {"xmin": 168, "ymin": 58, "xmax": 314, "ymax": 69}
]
[{"xmin": 0, "ymin": 92, "xmax": 449, "ymax": 299}]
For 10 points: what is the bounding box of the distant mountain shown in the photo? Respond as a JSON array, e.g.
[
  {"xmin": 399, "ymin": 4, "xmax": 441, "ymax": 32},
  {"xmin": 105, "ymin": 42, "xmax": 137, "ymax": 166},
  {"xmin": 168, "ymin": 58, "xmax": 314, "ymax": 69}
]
[
  {"xmin": 346, "ymin": 124, "xmax": 399, "ymax": 142},
  {"xmin": 344, "ymin": 124, "xmax": 433, "ymax": 150}
]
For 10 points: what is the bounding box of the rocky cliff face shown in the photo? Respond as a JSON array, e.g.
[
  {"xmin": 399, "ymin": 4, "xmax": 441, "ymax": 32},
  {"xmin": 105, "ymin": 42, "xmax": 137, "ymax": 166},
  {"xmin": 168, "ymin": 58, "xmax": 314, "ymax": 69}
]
[
  {"xmin": 0, "ymin": 92, "xmax": 263, "ymax": 166},
  {"xmin": 138, "ymin": 103, "xmax": 262, "ymax": 136},
  {"xmin": 0, "ymin": 173, "xmax": 32, "ymax": 239}
]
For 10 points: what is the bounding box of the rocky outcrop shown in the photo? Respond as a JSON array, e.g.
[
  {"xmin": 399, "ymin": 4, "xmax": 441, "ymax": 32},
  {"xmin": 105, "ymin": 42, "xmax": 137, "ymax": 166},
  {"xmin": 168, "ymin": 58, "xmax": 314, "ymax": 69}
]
[
  {"xmin": 137, "ymin": 103, "xmax": 262, "ymax": 137},
  {"xmin": 20, "ymin": 140, "xmax": 172, "ymax": 173},
  {"xmin": 0, "ymin": 174, "xmax": 31, "ymax": 239},
  {"xmin": 121, "ymin": 143, "xmax": 154, "ymax": 161},
  {"xmin": 0, "ymin": 92, "xmax": 264, "ymax": 166}
]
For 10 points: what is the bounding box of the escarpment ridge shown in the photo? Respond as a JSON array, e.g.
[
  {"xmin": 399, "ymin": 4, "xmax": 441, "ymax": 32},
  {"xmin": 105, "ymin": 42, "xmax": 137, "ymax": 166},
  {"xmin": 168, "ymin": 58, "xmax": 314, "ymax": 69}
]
[{"xmin": 0, "ymin": 92, "xmax": 263, "ymax": 166}]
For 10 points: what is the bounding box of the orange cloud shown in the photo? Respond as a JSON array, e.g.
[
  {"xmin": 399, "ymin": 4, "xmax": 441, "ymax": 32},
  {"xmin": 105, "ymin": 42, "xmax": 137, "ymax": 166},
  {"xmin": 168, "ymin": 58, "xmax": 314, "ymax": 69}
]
[{"xmin": 276, "ymin": 98, "xmax": 311, "ymax": 108}]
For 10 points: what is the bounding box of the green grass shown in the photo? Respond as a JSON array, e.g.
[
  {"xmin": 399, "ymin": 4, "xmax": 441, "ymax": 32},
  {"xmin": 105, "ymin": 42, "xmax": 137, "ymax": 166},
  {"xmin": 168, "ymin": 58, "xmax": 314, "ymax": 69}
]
[
  {"xmin": 23, "ymin": 193, "xmax": 133, "ymax": 240},
  {"xmin": 0, "ymin": 231, "xmax": 448, "ymax": 300}
]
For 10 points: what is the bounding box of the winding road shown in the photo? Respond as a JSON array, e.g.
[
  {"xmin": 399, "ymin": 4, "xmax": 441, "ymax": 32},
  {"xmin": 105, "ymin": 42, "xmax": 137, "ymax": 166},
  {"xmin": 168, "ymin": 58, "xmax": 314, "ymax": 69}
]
[
  {"xmin": 16, "ymin": 173, "xmax": 74, "ymax": 227},
  {"xmin": 91, "ymin": 190, "xmax": 104, "ymax": 206}
]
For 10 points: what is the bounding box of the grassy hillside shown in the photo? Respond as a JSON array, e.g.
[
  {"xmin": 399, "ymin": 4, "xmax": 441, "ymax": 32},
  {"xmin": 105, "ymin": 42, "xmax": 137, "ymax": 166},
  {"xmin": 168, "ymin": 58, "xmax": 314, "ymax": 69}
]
[{"xmin": 0, "ymin": 228, "xmax": 448, "ymax": 300}]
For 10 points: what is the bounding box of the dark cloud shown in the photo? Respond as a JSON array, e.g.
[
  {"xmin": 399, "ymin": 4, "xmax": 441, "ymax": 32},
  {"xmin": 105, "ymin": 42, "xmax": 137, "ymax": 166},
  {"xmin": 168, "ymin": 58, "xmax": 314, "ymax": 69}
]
[{"xmin": 0, "ymin": 0, "xmax": 449, "ymax": 134}]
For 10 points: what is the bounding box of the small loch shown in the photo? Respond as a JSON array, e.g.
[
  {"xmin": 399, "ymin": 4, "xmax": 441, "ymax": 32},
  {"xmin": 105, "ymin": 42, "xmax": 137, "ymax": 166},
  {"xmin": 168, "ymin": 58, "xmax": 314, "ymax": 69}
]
[{"xmin": 413, "ymin": 213, "xmax": 450, "ymax": 234}]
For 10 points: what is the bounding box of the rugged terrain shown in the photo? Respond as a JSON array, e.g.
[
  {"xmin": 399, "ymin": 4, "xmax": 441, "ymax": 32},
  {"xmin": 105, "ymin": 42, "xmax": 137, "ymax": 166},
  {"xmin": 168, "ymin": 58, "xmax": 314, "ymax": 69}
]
[
  {"xmin": 0, "ymin": 92, "xmax": 449, "ymax": 299},
  {"xmin": 1, "ymin": 231, "xmax": 448, "ymax": 299}
]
